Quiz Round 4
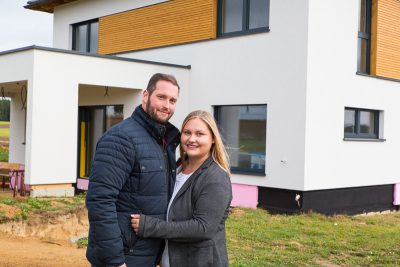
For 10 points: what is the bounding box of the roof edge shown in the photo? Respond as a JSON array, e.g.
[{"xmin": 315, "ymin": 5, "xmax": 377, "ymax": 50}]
[
  {"xmin": 24, "ymin": 0, "xmax": 79, "ymax": 13},
  {"xmin": 0, "ymin": 45, "xmax": 191, "ymax": 69}
]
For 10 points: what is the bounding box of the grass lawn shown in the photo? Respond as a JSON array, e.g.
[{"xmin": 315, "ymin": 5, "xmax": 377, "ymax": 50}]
[
  {"xmin": 0, "ymin": 194, "xmax": 86, "ymax": 221},
  {"xmin": 227, "ymin": 208, "xmax": 400, "ymax": 266},
  {"xmin": 0, "ymin": 121, "xmax": 10, "ymax": 161},
  {"xmin": 0, "ymin": 147, "xmax": 8, "ymax": 162},
  {"xmin": 1, "ymin": 195, "xmax": 399, "ymax": 266},
  {"xmin": 0, "ymin": 128, "xmax": 9, "ymax": 138},
  {"xmin": 0, "ymin": 121, "xmax": 9, "ymax": 139}
]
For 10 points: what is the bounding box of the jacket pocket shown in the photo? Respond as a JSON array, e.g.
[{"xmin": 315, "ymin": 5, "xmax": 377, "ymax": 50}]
[
  {"xmin": 117, "ymin": 213, "xmax": 138, "ymax": 254},
  {"xmin": 138, "ymin": 159, "xmax": 166, "ymax": 194}
]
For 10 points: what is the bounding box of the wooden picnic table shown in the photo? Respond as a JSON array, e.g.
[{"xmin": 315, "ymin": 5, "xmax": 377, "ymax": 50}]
[{"xmin": 0, "ymin": 162, "xmax": 25, "ymax": 197}]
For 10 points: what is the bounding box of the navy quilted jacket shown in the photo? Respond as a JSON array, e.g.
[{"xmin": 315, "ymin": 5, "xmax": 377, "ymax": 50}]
[{"xmin": 86, "ymin": 105, "xmax": 180, "ymax": 267}]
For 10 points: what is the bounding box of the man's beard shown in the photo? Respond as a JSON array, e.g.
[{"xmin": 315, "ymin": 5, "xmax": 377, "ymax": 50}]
[{"xmin": 146, "ymin": 98, "xmax": 172, "ymax": 124}]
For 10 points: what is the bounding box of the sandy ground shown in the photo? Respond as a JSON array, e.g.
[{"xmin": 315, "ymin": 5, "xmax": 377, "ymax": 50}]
[
  {"xmin": 0, "ymin": 191, "xmax": 90, "ymax": 267},
  {"xmin": 0, "ymin": 235, "xmax": 89, "ymax": 267}
]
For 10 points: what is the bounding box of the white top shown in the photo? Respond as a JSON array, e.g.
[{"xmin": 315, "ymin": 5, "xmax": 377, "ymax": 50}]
[{"xmin": 160, "ymin": 169, "xmax": 193, "ymax": 267}]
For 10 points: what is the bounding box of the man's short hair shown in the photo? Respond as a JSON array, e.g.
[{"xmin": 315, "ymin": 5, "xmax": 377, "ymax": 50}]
[{"xmin": 146, "ymin": 73, "xmax": 180, "ymax": 95}]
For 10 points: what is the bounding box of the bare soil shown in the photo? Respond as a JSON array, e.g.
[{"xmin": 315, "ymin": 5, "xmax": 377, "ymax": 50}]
[
  {"xmin": 0, "ymin": 235, "xmax": 88, "ymax": 267},
  {"xmin": 0, "ymin": 200, "xmax": 89, "ymax": 267},
  {"xmin": 0, "ymin": 204, "xmax": 21, "ymax": 218}
]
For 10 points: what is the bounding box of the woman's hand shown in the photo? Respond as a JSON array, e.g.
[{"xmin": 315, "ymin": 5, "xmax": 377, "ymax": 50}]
[{"xmin": 131, "ymin": 214, "xmax": 141, "ymax": 233}]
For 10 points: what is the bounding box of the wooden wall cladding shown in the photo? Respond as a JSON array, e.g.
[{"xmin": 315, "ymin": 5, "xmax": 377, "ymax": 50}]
[
  {"xmin": 98, "ymin": 0, "xmax": 217, "ymax": 55},
  {"xmin": 374, "ymin": 0, "xmax": 400, "ymax": 80}
]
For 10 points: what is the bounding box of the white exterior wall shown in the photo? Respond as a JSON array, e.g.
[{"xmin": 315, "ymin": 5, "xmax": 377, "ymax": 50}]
[
  {"xmin": 78, "ymin": 85, "xmax": 141, "ymax": 119},
  {"xmin": 0, "ymin": 51, "xmax": 34, "ymax": 165},
  {"xmin": 24, "ymin": 49, "xmax": 189, "ymax": 185},
  {"xmin": 46, "ymin": 0, "xmax": 400, "ymax": 192},
  {"xmin": 9, "ymin": 94, "xmax": 27, "ymax": 164},
  {"xmin": 28, "ymin": 51, "xmax": 78, "ymax": 185},
  {"xmin": 304, "ymin": 0, "xmax": 400, "ymax": 190},
  {"xmin": 52, "ymin": 0, "xmax": 169, "ymax": 50},
  {"xmin": 119, "ymin": 0, "xmax": 310, "ymax": 190}
]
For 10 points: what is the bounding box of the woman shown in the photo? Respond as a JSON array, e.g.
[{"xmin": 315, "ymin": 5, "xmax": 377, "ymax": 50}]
[{"xmin": 131, "ymin": 110, "xmax": 232, "ymax": 267}]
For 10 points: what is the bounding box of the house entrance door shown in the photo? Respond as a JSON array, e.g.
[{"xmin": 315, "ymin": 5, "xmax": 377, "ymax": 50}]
[{"xmin": 78, "ymin": 105, "xmax": 123, "ymax": 178}]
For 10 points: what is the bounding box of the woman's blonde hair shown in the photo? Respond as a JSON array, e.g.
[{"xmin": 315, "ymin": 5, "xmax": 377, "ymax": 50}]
[{"xmin": 180, "ymin": 110, "xmax": 230, "ymax": 175}]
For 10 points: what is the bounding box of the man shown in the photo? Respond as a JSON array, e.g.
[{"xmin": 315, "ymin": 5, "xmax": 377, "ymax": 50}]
[{"xmin": 86, "ymin": 73, "xmax": 180, "ymax": 267}]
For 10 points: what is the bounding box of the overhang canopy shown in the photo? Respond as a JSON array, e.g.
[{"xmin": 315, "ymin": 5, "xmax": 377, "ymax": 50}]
[
  {"xmin": 0, "ymin": 45, "xmax": 190, "ymax": 186},
  {"xmin": 25, "ymin": 0, "xmax": 79, "ymax": 13}
]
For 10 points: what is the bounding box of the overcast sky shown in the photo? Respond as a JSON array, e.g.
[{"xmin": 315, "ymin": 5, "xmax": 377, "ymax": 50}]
[{"xmin": 0, "ymin": 0, "xmax": 53, "ymax": 52}]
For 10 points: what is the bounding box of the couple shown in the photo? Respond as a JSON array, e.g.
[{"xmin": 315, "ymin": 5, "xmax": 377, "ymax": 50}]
[{"xmin": 86, "ymin": 73, "xmax": 232, "ymax": 267}]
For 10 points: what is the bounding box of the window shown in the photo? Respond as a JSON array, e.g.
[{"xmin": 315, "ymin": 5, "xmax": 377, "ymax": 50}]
[
  {"xmin": 105, "ymin": 105, "xmax": 124, "ymax": 129},
  {"xmin": 78, "ymin": 105, "xmax": 123, "ymax": 178},
  {"xmin": 72, "ymin": 20, "xmax": 98, "ymax": 53},
  {"xmin": 215, "ymin": 105, "xmax": 267, "ymax": 174},
  {"xmin": 218, "ymin": 0, "xmax": 270, "ymax": 36},
  {"xmin": 344, "ymin": 107, "xmax": 379, "ymax": 139},
  {"xmin": 357, "ymin": 0, "xmax": 372, "ymax": 74}
]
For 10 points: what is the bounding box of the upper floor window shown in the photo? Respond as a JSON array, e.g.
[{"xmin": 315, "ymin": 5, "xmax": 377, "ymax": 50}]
[
  {"xmin": 357, "ymin": 0, "xmax": 372, "ymax": 74},
  {"xmin": 344, "ymin": 107, "xmax": 380, "ymax": 139},
  {"xmin": 72, "ymin": 20, "xmax": 98, "ymax": 53},
  {"xmin": 215, "ymin": 104, "xmax": 267, "ymax": 174},
  {"xmin": 218, "ymin": 0, "xmax": 270, "ymax": 36}
]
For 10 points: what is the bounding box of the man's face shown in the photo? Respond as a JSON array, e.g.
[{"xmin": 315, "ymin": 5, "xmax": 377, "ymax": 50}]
[{"xmin": 142, "ymin": 80, "xmax": 179, "ymax": 124}]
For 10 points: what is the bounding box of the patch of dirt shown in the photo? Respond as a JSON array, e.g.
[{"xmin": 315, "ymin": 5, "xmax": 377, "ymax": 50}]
[
  {"xmin": 0, "ymin": 235, "xmax": 88, "ymax": 267},
  {"xmin": 0, "ymin": 137, "xmax": 9, "ymax": 148},
  {"xmin": 0, "ymin": 204, "xmax": 21, "ymax": 219},
  {"xmin": 0, "ymin": 205, "xmax": 89, "ymax": 266},
  {"xmin": 288, "ymin": 241, "xmax": 305, "ymax": 252},
  {"xmin": 0, "ymin": 207, "xmax": 88, "ymax": 240},
  {"xmin": 230, "ymin": 208, "xmax": 246, "ymax": 217},
  {"xmin": 314, "ymin": 259, "xmax": 342, "ymax": 267},
  {"xmin": 356, "ymin": 209, "xmax": 397, "ymax": 216}
]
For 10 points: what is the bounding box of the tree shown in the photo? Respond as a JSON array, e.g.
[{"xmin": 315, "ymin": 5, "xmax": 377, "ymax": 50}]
[{"xmin": 0, "ymin": 99, "xmax": 10, "ymax": 121}]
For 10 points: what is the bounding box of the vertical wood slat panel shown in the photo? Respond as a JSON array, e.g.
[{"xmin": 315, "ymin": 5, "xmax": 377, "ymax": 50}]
[
  {"xmin": 98, "ymin": 0, "xmax": 217, "ymax": 55},
  {"xmin": 375, "ymin": 0, "xmax": 400, "ymax": 79},
  {"xmin": 370, "ymin": 0, "xmax": 378, "ymax": 76}
]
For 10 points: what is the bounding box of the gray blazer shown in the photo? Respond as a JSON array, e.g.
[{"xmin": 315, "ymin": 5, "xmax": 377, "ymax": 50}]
[{"xmin": 137, "ymin": 156, "xmax": 232, "ymax": 267}]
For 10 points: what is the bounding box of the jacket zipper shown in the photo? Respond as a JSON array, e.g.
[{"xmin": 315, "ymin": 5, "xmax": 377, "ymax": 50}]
[
  {"xmin": 129, "ymin": 228, "xmax": 133, "ymax": 253},
  {"xmin": 162, "ymin": 138, "xmax": 170, "ymax": 202}
]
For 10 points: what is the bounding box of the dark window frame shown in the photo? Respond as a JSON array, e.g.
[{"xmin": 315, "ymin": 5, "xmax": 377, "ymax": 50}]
[
  {"xmin": 72, "ymin": 19, "xmax": 99, "ymax": 53},
  {"xmin": 357, "ymin": 0, "xmax": 372, "ymax": 74},
  {"xmin": 217, "ymin": 0, "xmax": 270, "ymax": 37},
  {"xmin": 214, "ymin": 104, "xmax": 267, "ymax": 175},
  {"xmin": 344, "ymin": 107, "xmax": 379, "ymax": 139}
]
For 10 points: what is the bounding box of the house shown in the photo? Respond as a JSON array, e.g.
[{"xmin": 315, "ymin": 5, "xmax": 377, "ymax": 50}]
[{"xmin": 0, "ymin": 0, "xmax": 399, "ymax": 214}]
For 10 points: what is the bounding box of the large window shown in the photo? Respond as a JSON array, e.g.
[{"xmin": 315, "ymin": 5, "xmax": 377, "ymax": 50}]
[
  {"xmin": 215, "ymin": 105, "xmax": 267, "ymax": 174},
  {"xmin": 218, "ymin": 0, "xmax": 270, "ymax": 36},
  {"xmin": 344, "ymin": 107, "xmax": 379, "ymax": 139},
  {"xmin": 357, "ymin": 0, "xmax": 372, "ymax": 74},
  {"xmin": 72, "ymin": 19, "xmax": 98, "ymax": 53}
]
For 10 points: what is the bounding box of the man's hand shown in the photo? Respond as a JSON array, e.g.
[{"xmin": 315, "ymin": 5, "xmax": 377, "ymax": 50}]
[{"xmin": 131, "ymin": 214, "xmax": 141, "ymax": 233}]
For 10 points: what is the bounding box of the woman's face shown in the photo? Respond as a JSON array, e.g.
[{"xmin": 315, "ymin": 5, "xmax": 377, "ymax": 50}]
[{"xmin": 181, "ymin": 118, "xmax": 214, "ymax": 161}]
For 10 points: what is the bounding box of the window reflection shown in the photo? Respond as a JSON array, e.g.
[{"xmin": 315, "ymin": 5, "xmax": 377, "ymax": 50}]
[
  {"xmin": 344, "ymin": 109, "xmax": 356, "ymax": 134},
  {"xmin": 216, "ymin": 105, "xmax": 267, "ymax": 173},
  {"xmin": 106, "ymin": 105, "xmax": 124, "ymax": 130}
]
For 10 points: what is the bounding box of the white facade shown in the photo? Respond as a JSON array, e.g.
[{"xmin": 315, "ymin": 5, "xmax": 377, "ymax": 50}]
[
  {"xmin": 304, "ymin": 0, "xmax": 400, "ymax": 190},
  {"xmin": 51, "ymin": 0, "xmax": 310, "ymax": 190},
  {"xmin": 0, "ymin": 47, "xmax": 190, "ymax": 187},
  {"xmin": 123, "ymin": 0, "xmax": 400, "ymax": 191},
  {"xmin": 2, "ymin": 0, "xmax": 399, "ymax": 204}
]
